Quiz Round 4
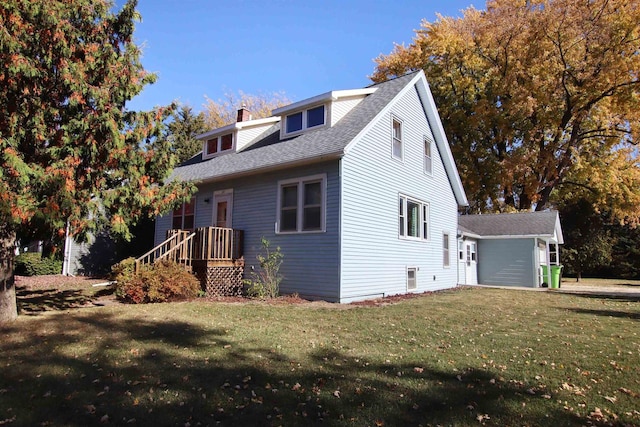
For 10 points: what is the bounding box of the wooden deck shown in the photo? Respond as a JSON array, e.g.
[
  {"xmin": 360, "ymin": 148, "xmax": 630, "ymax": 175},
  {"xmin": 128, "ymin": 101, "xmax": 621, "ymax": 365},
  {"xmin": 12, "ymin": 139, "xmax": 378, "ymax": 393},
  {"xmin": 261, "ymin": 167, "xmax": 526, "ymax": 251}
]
[{"xmin": 135, "ymin": 227, "xmax": 244, "ymax": 272}]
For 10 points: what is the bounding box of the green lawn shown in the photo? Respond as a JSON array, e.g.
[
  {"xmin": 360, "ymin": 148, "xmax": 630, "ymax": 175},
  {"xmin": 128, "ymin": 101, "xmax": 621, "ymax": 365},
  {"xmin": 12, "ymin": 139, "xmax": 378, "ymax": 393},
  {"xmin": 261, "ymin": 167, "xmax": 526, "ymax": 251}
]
[{"xmin": 1, "ymin": 287, "xmax": 639, "ymax": 426}]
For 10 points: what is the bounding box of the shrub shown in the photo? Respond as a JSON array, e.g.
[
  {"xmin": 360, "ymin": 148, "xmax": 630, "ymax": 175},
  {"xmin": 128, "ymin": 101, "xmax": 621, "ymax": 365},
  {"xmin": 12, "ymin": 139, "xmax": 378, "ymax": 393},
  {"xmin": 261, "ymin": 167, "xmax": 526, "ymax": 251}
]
[
  {"xmin": 244, "ymin": 237, "xmax": 284, "ymax": 299},
  {"xmin": 15, "ymin": 252, "xmax": 62, "ymax": 276},
  {"xmin": 114, "ymin": 260, "xmax": 201, "ymax": 304},
  {"xmin": 111, "ymin": 257, "xmax": 137, "ymax": 283}
]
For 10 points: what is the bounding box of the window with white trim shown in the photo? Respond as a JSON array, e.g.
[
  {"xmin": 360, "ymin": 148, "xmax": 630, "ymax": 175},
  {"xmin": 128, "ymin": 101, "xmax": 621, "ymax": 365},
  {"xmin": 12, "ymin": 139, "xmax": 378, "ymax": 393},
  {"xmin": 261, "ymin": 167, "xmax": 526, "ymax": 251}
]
[
  {"xmin": 443, "ymin": 233, "xmax": 450, "ymax": 267},
  {"xmin": 466, "ymin": 242, "xmax": 477, "ymax": 263},
  {"xmin": 424, "ymin": 136, "xmax": 433, "ymax": 174},
  {"xmin": 172, "ymin": 197, "xmax": 195, "ymax": 231},
  {"xmin": 399, "ymin": 195, "xmax": 429, "ymax": 240},
  {"xmin": 284, "ymin": 105, "xmax": 326, "ymax": 135},
  {"xmin": 407, "ymin": 267, "xmax": 417, "ymax": 290},
  {"xmin": 277, "ymin": 175, "xmax": 326, "ymax": 233},
  {"xmin": 392, "ymin": 116, "xmax": 403, "ymax": 160},
  {"xmin": 204, "ymin": 132, "xmax": 234, "ymax": 157},
  {"xmin": 459, "ymin": 240, "xmax": 464, "ymax": 260}
]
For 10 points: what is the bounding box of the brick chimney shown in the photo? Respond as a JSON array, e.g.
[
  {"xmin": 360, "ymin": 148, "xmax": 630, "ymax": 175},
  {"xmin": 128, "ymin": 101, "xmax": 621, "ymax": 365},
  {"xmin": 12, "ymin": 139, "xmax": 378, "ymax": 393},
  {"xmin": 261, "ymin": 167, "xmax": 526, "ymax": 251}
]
[{"xmin": 236, "ymin": 104, "xmax": 251, "ymax": 122}]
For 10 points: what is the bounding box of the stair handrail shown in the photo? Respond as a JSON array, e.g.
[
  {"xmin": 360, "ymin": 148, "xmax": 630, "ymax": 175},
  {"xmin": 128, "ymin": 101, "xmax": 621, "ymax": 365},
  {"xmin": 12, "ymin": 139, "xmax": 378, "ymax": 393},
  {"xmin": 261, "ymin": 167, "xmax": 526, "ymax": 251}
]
[{"xmin": 135, "ymin": 230, "xmax": 195, "ymax": 273}]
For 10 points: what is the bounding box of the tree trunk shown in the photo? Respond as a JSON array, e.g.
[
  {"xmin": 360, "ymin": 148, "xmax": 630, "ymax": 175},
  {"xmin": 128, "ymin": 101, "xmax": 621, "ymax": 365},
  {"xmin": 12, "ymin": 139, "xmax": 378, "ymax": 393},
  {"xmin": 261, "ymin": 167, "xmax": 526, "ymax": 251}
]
[
  {"xmin": 0, "ymin": 224, "xmax": 17, "ymax": 323},
  {"xmin": 576, "ymin": 271, "xmax": 581, "ymax": 282}
]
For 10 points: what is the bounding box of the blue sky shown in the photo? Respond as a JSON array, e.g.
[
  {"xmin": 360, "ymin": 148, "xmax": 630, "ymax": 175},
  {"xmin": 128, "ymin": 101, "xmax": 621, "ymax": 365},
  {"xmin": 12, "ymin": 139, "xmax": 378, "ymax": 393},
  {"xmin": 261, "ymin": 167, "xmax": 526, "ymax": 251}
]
[{"xmin": 125, "ymin": 0, "xmax": 479, "ymax": 113}]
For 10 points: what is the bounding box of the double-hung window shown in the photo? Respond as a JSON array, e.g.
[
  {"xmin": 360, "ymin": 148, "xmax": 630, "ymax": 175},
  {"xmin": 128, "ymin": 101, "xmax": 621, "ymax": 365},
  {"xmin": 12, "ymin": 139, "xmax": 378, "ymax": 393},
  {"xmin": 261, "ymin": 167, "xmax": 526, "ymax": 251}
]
[
  {"xmin": 392, "ymin": 116, "xmax": 403, "ymax": 160},
  {"xmin": 172, "ymin": 197, "xmax": 195, "ymax": 231},
  {"xmin": 278, "ymin": 175, "xmax": 326, "ymax": 233},
  {"xmin": 398, "ymin": 195, "xmax": 429, "ymax": 240},
  {"xmin": 424, "ymin": 136, "xmax": 433, "ymax": 174}
]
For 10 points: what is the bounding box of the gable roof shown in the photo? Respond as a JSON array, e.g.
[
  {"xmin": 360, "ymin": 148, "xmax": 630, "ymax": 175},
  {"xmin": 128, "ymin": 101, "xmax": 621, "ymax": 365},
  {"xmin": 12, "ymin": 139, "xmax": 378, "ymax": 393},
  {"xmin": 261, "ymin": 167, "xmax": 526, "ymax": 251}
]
[
  {"xmin": 171, "ymin": 71, "xmax": 468, "ymax": 207},
  {"xmin": 458, "ymin": 211, "xmax": 564, "ymax": 243}
]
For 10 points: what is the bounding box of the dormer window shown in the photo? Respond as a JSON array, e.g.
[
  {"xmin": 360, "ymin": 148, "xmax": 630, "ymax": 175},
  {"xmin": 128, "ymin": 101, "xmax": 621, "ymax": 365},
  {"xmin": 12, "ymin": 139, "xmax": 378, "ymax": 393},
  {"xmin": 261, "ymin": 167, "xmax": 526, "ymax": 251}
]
[
  {"xmin": 284, "ymin": 105, "xmax": 326, "ymax": 135},
  {"xmin": 204, "ymin": 132, "xmax": 234, "ymax": 158}
]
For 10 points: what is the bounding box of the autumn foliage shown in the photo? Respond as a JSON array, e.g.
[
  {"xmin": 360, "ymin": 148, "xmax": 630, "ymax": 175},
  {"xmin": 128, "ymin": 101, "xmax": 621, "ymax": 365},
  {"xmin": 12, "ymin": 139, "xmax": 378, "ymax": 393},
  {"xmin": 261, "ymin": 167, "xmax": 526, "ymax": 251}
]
[
  {"xmin": 0, "ymin": 0, "xmax": 194, "ymax": 321},
  {"xmin": 114, "ymin": 260, "xmax": 200, "ymax": 304},
  {"xmin": 372, "ymin": 0, "xmax": 640, "ymax": 224}
]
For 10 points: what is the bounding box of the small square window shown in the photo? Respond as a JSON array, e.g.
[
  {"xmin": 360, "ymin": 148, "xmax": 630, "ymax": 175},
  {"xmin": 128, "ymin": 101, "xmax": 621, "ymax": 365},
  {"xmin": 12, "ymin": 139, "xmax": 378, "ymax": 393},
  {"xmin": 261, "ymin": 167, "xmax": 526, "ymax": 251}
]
[
  {"xmin": 206, "ymin": 138, "xmax": 218, "ymax": 154},
  {"xmin": 221, "ymin": 133, "xmax": 233, "ymax": 151},
  {"xmin": 286, "ymin": 112, "xmax": 303, "ymax": 134},
  {"xmin": 307, "ymin": 105, "xmax": 325, "ymax": 128}
]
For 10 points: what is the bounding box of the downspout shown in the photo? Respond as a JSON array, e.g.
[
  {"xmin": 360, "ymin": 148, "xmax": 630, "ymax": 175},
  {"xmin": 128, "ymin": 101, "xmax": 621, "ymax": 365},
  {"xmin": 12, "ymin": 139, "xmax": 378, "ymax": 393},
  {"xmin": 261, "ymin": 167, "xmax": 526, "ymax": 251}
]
[{"xmin": 62, "ymin": 220, "xmax": 71, "ymax": 276}]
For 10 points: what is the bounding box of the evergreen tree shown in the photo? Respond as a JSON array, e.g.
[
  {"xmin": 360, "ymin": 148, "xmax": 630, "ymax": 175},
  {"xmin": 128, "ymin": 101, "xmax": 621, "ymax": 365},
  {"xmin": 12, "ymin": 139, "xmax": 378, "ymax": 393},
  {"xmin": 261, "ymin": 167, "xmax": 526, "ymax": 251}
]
[{"xmin": 0, "ymin": 0, "xmax": 193, "ymax": 322}]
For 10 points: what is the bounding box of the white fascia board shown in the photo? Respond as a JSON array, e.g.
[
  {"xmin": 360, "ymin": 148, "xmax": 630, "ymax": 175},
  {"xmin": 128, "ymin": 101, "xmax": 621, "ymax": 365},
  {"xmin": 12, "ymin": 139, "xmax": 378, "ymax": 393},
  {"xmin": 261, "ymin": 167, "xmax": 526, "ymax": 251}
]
[
  {"xmin": 195, "ymin": 116, "xmax": 280, "ymax": 141},
  {"xmin": 272, "ymin": 88, "xmax": 377, "ymax": 116},
  {"xmin": 415, "ymin": 73, "xmax": 469, "ymax": 208},
  {"xmin": 554, "ymin": 213, "xmax": 565, "ymax": 244},
  {"xmin": 479, "ymin": 234, "xmax": 556, "ymax": 241},
  {"xmin": 459, "ymin": 230, "xmax": 482, "ymax": 239}
]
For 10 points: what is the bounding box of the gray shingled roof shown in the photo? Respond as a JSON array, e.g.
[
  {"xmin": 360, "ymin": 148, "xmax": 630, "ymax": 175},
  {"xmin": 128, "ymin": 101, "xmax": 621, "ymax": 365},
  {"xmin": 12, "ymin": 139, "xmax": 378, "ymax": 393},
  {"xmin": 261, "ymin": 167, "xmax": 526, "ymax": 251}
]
[
  {"xmin": 458, "ymin": 211, "xmax": 560, "ymax": 237},
  {"xmin": 171, "ymin": 72, "xmax": 419, "ymax": 183}
]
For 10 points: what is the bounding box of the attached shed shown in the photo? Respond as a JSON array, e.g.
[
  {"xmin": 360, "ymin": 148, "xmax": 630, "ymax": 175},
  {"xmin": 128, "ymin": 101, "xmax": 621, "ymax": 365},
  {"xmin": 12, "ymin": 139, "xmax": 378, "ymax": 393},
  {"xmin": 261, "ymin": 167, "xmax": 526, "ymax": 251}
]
[{"xmin": 458, "ymin": 211, "xmax": 564, "ymax": 288}]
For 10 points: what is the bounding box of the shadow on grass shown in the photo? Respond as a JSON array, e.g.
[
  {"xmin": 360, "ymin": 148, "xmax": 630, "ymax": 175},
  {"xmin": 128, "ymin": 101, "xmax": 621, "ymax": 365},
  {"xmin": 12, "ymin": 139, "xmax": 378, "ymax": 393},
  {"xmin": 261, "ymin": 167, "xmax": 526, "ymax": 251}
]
[
  {"xmin": 0, "ymin": 311, "xmax": 591, "ymax": 427},
  {"xmin": 16, "ymin": 285, "xmax": 116, "ymax": 315},
  {"xmin": 556, "ymin": 291, "xmax": 640, "ymax": 303},
  {"xmin": 565, "ymin": 307, "xmax": 640, "ymax": 321}
]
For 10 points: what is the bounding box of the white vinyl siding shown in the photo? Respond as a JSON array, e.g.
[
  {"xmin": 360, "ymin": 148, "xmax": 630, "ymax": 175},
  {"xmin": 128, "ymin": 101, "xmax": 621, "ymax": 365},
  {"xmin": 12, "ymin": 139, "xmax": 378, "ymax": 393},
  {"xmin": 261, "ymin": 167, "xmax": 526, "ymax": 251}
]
[{"xmin": 340, "ymin": 84, "xmax": 459, "ymax": 302}]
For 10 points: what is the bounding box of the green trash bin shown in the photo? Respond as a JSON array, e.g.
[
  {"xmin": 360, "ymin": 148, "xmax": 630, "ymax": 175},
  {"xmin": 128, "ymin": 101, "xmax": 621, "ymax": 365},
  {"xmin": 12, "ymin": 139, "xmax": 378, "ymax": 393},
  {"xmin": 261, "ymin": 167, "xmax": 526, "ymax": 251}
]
[
  {"xmin": 550, "ymin": 265, "xmax": 563, "ymax": 289},
  {"xmin": 541, "ymin": 265, "xmax": 563, "ymax": 288}
]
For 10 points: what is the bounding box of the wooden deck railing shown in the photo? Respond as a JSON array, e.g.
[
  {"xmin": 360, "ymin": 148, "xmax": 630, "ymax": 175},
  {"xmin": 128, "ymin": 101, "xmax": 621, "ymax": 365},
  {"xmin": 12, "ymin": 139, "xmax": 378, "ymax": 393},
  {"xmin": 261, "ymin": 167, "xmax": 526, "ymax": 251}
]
[
  {"xmin": 135, "ymin": 227, "xmax": 243, "ymax": 273},
  {"xmin": 192, "ymin": 227, "xmax": 243, "ymax": 261},
  {"xmin": 135, "ymin": 230, "xmax": 195, "ymax": 273}
]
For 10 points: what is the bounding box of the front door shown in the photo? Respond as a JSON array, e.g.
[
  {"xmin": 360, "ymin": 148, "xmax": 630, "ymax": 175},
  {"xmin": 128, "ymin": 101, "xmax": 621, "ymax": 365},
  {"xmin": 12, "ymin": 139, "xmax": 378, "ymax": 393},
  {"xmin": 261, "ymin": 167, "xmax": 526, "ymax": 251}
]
[{"xmin": 213, "ymin": 190, "xmax": 233, "ymax": 228}]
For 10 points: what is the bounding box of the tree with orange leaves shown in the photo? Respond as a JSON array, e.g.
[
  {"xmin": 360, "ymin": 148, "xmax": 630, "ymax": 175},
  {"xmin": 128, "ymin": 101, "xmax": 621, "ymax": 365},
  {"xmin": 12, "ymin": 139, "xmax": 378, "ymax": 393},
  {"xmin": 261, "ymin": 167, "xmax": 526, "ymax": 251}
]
[
  {"xmin": 372, "ymin": 0, "xmax": 640, "ymax": 223},
  {"xmin": 0, "ymin": 0, "xmax": 193, "ymax": 322}
]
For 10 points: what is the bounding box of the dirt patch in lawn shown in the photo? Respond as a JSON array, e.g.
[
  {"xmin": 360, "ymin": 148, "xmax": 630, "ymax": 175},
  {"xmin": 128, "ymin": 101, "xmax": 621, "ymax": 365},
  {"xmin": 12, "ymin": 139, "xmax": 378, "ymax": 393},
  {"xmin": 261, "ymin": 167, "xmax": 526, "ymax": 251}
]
[{"xmin": 15, "ymin": 274, "xmax": 117, "ymax": 314}]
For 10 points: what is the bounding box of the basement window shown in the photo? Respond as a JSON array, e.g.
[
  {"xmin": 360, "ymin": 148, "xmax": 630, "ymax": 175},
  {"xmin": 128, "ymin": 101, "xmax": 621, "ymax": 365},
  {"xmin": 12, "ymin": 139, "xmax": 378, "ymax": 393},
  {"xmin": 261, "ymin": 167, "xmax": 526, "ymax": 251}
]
[{"xmin": 407, "ymin": 267, "xmax": 417, "ymax": 290}]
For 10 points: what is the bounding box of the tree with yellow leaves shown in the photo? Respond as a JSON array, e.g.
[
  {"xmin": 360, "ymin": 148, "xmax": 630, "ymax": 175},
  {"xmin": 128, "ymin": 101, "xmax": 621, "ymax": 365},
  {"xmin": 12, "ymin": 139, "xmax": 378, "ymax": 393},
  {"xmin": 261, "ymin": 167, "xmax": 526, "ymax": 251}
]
[{"xmin": 372, "ymin": 0, "xmax": 640, "ymax": 224}]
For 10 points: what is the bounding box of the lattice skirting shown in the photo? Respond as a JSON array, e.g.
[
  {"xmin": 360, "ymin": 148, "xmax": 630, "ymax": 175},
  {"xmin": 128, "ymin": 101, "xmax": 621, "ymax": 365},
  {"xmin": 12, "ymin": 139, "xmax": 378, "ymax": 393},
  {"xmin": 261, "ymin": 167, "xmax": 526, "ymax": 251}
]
[{"xmin": 193, "ymin": 262, "xmax": 245, "ymax": 297}]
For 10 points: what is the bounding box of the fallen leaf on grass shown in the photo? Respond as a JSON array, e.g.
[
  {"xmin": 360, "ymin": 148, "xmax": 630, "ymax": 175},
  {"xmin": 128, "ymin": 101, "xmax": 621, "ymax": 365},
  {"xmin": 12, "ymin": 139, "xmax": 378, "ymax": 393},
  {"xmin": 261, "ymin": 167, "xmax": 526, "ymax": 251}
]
[
  {"xmin": 333, "ymin": 390, "xmax": 341, "ymax": 398},
  {"xmin": 604, "ymin": 396, "xmax": 617, "ymax": 403},
  {"xmin": 476, "ymin": 413, "xmax": 490, "ymax": 422},
  {"xmin": 590, "ymin": 408, "xmax": 603, "ymax": 419},
  {"xmin": 619, "ymin": 387, "xmax": 639, "ymax": 398}
]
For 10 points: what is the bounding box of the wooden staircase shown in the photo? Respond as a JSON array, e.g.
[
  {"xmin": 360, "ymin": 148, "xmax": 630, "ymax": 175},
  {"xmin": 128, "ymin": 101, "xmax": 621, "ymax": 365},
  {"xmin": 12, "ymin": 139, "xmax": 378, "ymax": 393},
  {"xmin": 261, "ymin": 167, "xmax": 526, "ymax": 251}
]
[
  {"xmin": 135, "ymin": 227, "xmax": 244, "ymax": 273},
  {"xmin": 135, "ymin": 230, "xmax": 195, "ymax": 273}
]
